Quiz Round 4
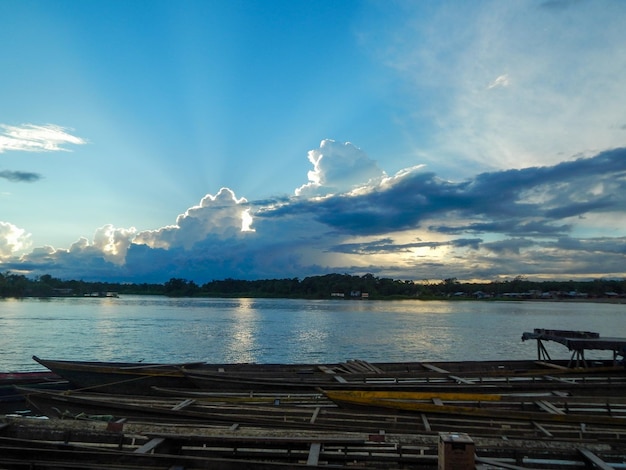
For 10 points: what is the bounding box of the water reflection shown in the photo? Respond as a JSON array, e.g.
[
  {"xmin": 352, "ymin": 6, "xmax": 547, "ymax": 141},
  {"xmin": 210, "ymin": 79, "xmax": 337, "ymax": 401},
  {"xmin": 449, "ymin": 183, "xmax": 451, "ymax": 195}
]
[{"xmin": 1, "ymin": 297, "xmax": 625, "ymax": 370}]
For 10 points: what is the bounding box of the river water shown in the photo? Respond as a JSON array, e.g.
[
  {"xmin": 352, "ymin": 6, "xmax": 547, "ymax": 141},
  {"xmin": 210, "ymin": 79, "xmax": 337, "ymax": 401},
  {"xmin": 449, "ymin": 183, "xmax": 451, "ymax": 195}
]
[{"xmin": 1, "ymin": 296, "xmax": 624, "ymax": 371}]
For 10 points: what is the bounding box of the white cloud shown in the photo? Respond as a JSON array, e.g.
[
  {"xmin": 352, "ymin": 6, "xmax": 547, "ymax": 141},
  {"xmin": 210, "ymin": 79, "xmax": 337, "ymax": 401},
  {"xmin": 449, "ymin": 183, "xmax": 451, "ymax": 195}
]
[
  {"xmin": 377, "ymin": 1, "xmax": 626, "ymax": 172},
  {"xmin": 296, "ymin": 140, "xmax": 387, "ymax": 197},
  {"xmin": 0, "ymin": 221, "xmax": 32, "ymax": 258},
  {"xmin": 134, "ymin": 187, "xmax": 253, "ymax": 250},
  {"xmin": 92, "ymin": 225, "xmax": 137, "ymax": 265},
  {"xmin": 0, "ymin": 123, "xmax": 86, "ymax": 153},
  {"xmin": 487, "ymin": 74, "xmax": 509, "ymax": 89}
]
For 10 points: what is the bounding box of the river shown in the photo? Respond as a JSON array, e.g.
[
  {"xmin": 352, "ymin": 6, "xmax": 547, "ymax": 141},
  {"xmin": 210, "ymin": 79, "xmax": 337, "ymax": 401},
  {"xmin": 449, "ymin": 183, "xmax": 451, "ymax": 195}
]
[{"xmin": 1, "ymin": 296, "xmax": 624, "ymax": 371}]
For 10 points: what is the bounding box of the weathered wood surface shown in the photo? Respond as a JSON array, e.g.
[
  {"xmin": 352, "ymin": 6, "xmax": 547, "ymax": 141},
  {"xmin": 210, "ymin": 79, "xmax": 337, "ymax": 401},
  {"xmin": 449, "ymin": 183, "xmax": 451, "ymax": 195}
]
[{"xmin": 1, "ymin": 416, "xmax": 625, "ymax": 470}]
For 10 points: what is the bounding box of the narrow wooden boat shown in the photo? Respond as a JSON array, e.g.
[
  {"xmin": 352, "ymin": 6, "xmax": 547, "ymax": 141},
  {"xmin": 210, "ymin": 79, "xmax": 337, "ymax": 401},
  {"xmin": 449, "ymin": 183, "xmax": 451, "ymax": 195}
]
[
  {"xmin": 322, "ymin": 389, "xmax": 626, "ymax": 425},
  {"xmin": 18, "ymin": 385, "xmax": 626, "ymax": 433},
  {"xmin": 0, "ymin": 370, "xmax": 66, "ymax": 406},
  {"xmin": 31, "ymin": 355, "xmax": 207, "ymax": 394},
  {"xmin": 33, "ymin": 351, "xmax": 625, "ymax": 395},
  {"xmin": 182, "ymin": 365, "xmax": 626, "ymax": 393}
]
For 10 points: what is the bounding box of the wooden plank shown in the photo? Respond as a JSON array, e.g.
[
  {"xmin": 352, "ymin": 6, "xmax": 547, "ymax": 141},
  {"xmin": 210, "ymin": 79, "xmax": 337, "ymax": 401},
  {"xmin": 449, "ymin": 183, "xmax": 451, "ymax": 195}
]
[
  {"xmin": 341, "ymin": 362, "xmax": 364, "ymax": 374},
  {"xmin": 532, "ymin": 420, "xmax": 553, "ymax": 437},
  {"xmin": 134, "ymin": 437, "xmax": 166, "ymax": 454},
  {"xmin": 354, "ymin": 360, "xmax": 384, "ymax": 374},
  {"xmin": 449, "ymin": 375, "xmax": 475, "ymax": 384},
  {"xmin": 534, "ymin": 360, "xmax": 570, "ymax": 370},
  {"xmin": 171, "ymin": 398, "xmax": 195, "ymax": 410},
  {"xmin": 476, "ymin": 456, "xmax": 529, "ymax": 470},
  {"xmin": 420, "ymin": 413, "xmax": 431, "ymax": 431},
  {"xmin": 318, "ymin": 365, "xmax": 336, "ymax": 374},
  {"xmin": 310, "ymin": 407, "xmax": 321, "ymax": 424},
  {"xmin": 578, "ymin": 448, "xmax": 615, "ymax": 470},
  {"xmin": 545, "ymin": 375, "xmax": 576, "ymax": 383},
  {"xmin": 421, "ymin": 363, "xmax": 450, "ymax": 373},
  {"xmin": 333, "ymin": 375, "xmax": 347, "ymax": 383},
  {"xmin": 535, "ymin": 400, "xmax": 566, "ymax": 415},
  {"xmin": 432, "ymin": 398, "xmax": 444, "ymax": 406},
  {"xmin": 307, "ymin": 442, "xmax": 321, "ymax": 466}
]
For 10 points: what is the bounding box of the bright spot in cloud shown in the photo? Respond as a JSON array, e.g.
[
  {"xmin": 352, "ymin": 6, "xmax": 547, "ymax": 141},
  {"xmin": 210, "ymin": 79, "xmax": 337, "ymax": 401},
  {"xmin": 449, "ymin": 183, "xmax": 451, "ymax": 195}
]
[
  {"xmin": 0, "ymin": 222, "xmax": 32, "ymax": 258},
  {"xmin": 135, "ymin": 187, "xmax": 252, "ymax": 250},
  {"xmin": 241, "ymin": 209, "xmax": 255, "ymax": 232},
  {"xmin": 92, "ymin": 225, "xmax": 137, "ymax": 265}
]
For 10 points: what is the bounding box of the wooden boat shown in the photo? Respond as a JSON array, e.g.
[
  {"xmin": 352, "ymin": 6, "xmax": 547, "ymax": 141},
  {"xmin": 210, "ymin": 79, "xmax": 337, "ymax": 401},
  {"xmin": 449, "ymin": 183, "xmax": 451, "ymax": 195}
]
[
  {"xmin": 0, "ymin": 371, "xmax": 66, "ymax": 408},
  {"xmin": 31, "ymin": 355, "xmax": 208, "ymax": 394},
  {"xmin": 2, "ymin": 415, "xmax": 624, "ymax": 470},
  {"xmin": 33, "ymin": 355, "xmax": 626, "ymax": 396},
  {"xmin": 322, "ymin": 389, "xmax": 626, "ymax": 425},
  {"xmin": 30, "ymin": 355, "xmax": 546, "ymax": 394},
  {"xmin": 182, "ymin": 364, "xmax": 626, "ymax": 393},
  {"xmin": 18, "ymin": 385, "xmax": 626, "ymax": 435}
]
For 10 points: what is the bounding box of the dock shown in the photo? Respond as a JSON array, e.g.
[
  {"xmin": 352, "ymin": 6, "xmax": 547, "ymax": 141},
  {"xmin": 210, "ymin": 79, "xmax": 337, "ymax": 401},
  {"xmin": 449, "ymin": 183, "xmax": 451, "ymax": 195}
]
[{"xmin": 522, "ymin": 328, "xmax": 626, "ymax": 367}]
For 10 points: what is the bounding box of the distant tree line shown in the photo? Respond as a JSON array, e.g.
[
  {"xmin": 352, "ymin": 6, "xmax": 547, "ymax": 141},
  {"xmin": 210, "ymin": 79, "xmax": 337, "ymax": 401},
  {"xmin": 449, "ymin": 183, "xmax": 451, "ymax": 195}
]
[{"xmin": 0, "ymin": 272, "xmax": 624, "ymax": 300}]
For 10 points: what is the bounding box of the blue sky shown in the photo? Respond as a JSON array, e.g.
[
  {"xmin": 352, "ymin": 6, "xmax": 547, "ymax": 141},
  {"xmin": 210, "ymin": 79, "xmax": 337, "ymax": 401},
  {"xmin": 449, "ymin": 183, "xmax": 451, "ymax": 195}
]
[{"xmin": 1, "ymin": 0, "xmax": 625, "ymax": 283}]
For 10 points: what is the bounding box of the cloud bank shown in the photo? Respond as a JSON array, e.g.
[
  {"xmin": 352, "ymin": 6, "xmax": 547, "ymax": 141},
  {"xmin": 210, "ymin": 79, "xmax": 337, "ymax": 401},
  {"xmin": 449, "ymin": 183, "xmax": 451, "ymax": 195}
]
[{"xmin": 2, "ymin": 140, "xmax": 625, "ymax": 283}]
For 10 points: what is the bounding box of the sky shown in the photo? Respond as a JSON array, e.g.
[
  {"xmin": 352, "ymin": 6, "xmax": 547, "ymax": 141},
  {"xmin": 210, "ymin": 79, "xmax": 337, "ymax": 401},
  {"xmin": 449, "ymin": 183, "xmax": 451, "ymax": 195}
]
[{"xmin": 1, "ymin": 0, "xmax": 625, "ymax": 284}]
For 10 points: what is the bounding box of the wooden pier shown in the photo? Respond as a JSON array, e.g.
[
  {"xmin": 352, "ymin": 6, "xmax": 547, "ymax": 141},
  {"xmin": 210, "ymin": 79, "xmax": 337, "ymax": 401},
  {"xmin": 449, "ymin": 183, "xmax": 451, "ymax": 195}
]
[{"xmin": 522, "ymin": 328, "xmax": 626, "ymax": 367}]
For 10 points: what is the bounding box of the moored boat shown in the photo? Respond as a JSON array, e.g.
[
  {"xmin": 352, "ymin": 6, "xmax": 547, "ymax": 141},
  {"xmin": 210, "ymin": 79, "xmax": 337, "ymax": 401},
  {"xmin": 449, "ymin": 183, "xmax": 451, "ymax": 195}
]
[
  {"xmin": 0, "ymin": 370, "xmax": 66, "ymax": 408},
  {"xmin": 31, "ymin": 356, "xmax": 206, "ymax": 394},
  {"xmin": 322, "ymin": 389, "xmax": 626, "ymax": 425}
]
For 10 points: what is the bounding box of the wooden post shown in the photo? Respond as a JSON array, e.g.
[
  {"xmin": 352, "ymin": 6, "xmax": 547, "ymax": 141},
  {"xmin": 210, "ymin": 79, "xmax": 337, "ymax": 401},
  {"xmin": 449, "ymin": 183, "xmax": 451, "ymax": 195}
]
[{"xmin": 438, "ymin": 432, "xmax": 475, "ymax": 470}]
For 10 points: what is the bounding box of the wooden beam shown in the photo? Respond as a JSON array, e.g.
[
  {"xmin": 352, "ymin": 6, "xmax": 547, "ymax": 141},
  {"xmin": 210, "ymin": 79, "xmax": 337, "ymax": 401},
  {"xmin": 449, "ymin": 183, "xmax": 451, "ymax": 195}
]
[
  {"xmin": 420, "ymin": 413, "xmax": 431, "ymax": 431},
  {"xmin": 535, "ymin": 400, "xmax": 565, "ymax": 415},
  {"xmin": 421, "ymin": 363, "xmax": 450, "ymax": 373},
  {"xmin": 171, "ymin": 398, "xmax": 195, "ymax": 410},
  {"xmin": 578, "ymin": 448, "xmax": 615, "ymax": 470},
  {"xmin": 476, "ymin": 456, "xmax": 529, "ymax": 470},
  {"xmin": 310, "ymin": 407, "xmax": 321, "ymax": 424},
  {"xmin": 449, "ymin": 375, "xmax": 475, "ymax": 384},
  {"xmin": 307, "ymin": 442, "xmax": 321, "ymax": 466},
  {"xmin": 534, "ymin": 360, "xmax": 569, "ymax": 370},
  {"xmin": 531, "ymin": 420, "xmax": 553, "ymax": 437},
  {"xmin": 134, "ymin": 437, "xmax": 166, "ymax": 454}
]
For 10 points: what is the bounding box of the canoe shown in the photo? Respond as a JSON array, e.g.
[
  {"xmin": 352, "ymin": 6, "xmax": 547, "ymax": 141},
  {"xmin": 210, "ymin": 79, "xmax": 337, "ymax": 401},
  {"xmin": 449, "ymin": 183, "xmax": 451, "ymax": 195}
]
[
  {"xmin": 31, "ymin": 356, "xmax": 208, "ymax": 394},
  {"xmin": 322, "ymin": 389, "xmax": 626, "ymax": 425},
  {"xmin": 33, "ymin": 354, "xmax": 626, "ymax": 395},
  {"xmin": 182, "ymin": 365, "xmax": 626, "ymax": 393},
  {"xmin": 0, "ymin": 370, "xmax": 66, "ymax": 407}
]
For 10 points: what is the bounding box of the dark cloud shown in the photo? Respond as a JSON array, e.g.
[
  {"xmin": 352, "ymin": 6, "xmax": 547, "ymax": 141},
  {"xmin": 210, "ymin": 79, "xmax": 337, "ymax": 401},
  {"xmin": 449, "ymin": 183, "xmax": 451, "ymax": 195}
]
[
  {"xmin": 0, "ymin": 170, "xmax": 42, "ymax": 182},
  {"xmin": 482, "ymin": 238, "xmax": 536, "ymax": 255},
  {"xmin": 264, "ymin": 148, "xmax": 626, "ymax": 239},
  {"xmin": 5, "ymin": 147, "xmax": 626, "ymax": 282},
  {"xmin": 330, "ymin": 237, "xmax": 482, "ymax": 255}
]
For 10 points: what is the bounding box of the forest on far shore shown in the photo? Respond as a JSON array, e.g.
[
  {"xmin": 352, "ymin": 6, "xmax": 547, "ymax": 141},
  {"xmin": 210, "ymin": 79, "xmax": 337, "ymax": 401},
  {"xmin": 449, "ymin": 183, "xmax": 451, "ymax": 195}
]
[{"xmin": 0, "ymin": 272, "xmax": 624, "ymax": 300}]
